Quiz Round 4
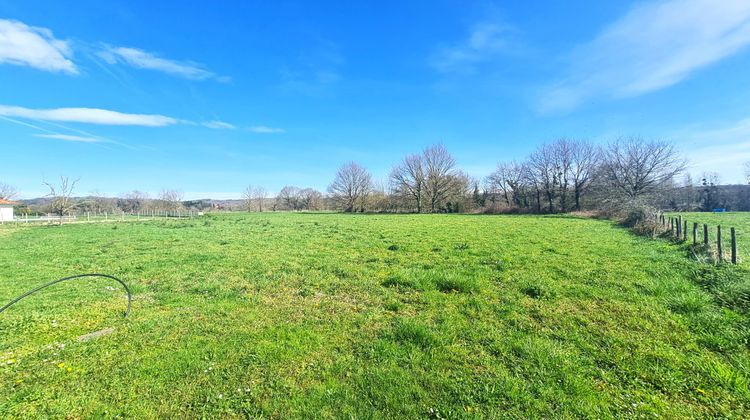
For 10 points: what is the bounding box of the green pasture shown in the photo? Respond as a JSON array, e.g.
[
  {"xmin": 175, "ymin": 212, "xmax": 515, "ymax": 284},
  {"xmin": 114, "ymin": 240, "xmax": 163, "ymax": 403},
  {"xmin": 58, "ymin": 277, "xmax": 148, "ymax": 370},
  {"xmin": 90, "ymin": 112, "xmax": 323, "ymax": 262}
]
[{"xmin": 0, "ymin": 213, "xmax": 748, "ymax": 417}]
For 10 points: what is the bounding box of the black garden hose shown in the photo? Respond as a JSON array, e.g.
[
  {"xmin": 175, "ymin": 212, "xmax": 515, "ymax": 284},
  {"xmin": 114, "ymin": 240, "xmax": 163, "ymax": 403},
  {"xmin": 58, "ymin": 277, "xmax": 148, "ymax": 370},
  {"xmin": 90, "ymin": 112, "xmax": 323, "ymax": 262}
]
[{"xmin": 0, "ymin": 274, "xmax": 131, "ymax": 317}]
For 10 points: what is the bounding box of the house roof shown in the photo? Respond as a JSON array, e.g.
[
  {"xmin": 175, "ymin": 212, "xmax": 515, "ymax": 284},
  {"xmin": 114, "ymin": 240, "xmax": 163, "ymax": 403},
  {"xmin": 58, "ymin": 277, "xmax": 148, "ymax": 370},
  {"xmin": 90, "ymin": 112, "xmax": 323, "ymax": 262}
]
[{"xmin": 0, "ymin": 199, "xmax": 19, "ymax": 206}]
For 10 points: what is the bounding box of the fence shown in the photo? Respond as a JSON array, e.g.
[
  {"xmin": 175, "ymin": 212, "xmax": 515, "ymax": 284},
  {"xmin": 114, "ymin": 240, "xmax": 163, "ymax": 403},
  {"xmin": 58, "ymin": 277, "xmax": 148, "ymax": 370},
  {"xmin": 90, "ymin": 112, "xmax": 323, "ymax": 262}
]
[
  {"xmin": 4, "ymin": 210, "xmax": 199, "ymax": 224},
  {"xmin": 658, "ymin": 214, "xmax": 738, "ymax": 264}
]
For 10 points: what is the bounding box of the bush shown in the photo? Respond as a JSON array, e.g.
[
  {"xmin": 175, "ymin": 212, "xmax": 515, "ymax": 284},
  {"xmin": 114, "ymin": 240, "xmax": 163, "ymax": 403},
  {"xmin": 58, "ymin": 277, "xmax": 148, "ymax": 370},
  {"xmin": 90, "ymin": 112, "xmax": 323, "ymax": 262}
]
[{"xmin": 600, "ymin": 199, "xmax": 664, "ymax": 237}]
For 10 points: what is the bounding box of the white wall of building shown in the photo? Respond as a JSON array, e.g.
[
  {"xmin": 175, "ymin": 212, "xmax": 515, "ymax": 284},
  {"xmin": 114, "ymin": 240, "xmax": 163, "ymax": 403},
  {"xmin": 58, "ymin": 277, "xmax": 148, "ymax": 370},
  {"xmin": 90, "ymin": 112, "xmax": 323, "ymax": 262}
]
[{"xmin": 0, "ymin": 206, "xmax": 13, "ymax": 221}]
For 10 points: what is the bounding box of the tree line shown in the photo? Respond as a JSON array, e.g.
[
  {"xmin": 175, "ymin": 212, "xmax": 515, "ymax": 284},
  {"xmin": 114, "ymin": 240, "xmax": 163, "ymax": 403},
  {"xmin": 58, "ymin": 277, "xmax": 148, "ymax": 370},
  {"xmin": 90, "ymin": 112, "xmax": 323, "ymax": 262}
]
[
  {"xmin": 2, "ymin": 137, "xmax": 748, "ymax": 216},
  {"xmin": 322, "ymin": 137, "xmax": 746, "ymax": 214}
]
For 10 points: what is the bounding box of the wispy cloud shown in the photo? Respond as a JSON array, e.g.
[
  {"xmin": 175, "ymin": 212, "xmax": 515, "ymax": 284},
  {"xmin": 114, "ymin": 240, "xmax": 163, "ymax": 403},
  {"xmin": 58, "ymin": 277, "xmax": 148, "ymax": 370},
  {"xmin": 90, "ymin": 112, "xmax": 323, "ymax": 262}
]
[
  {"xmin": 202, "ymin": 120, "xmax": 236, "ymax": 129},
  {"xmin": 0, "ymin": 114, "xmax": 58, "ymax": 133},
  {"xmin": 35, "ymin": 133, "xmax": 102, "ymax": 143},
  {"xmin": 671, "ymin": 117, "xmax": 750, "ymax": 182},
  {"xmin": 279, "ymin": 40, "xmax": 343, "ymax": 94},
  {"xmin": 430, "ymin": 22, "xmax": 512, "ymax": 73},
  {"xmin": 0, "ymin": 104, "xmax": 178, "ymax": 126},
  {"xmin": 250, "ymin": 125, "xmax": 284, "ymax": 134},
  {"xmin": 99, "ymin": 46, "xmax": 227, "ymax": 81},
  {"xmin": 0, "ymin": 19, "xmax": 77, "ymax": 74},
  {"xmin": 539, "ymin": 0, "xmax": 750, "ymax": 113},
  {"xmin": 1, "ymin": 115, "xmax": 116, "ymax": 145}
]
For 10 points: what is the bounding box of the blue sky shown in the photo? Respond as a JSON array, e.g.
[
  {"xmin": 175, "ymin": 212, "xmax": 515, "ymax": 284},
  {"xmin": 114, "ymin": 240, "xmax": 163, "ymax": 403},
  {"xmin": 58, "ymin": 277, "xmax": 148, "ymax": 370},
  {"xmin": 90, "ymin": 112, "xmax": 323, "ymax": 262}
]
[{"xmin": 2, "ymin": 0, "xmax": 750, "ymax": 199}]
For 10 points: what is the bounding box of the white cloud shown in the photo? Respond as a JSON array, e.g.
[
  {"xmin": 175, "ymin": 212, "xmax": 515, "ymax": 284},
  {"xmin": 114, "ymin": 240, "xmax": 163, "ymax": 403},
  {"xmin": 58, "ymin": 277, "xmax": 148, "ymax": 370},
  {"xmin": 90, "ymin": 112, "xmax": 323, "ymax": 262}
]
[
  {"xmin": 99, "ymin": 46, "xmax": 226, "ymax": 81},
  {"xmin": 202, "ymin": 120, "xmax": 236, "ymax": 129},
  {"xmin": 0, "ymin": 19, "xmax": 77, "ymax": 74},
  {"xmin": 430, "ymin": 22, "xmax": 511, "ymax": 73},
  {"xmin": 35, "ymin": 133, "xmax": 101, "ymax": 143},
  {"xmin": 539, "ymin": 0, "xmax": 750, "ymax": 112},
  {"xmin": 250, "ymin": 125, "xmax": 284, "ymax": 134},
  {"xmin": 0, "ymin": 104, "xmax": 178, "ymax": 126}
]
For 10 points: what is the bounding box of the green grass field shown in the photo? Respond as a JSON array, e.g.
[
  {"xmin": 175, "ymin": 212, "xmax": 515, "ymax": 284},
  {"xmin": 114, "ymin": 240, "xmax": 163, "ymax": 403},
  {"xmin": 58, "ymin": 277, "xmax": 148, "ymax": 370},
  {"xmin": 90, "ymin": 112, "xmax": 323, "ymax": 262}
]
[
  {"xmin": 667, "ymin": 212, "xmax": 749, "ymax": 264},
  {"xmin": 1, "ymin": 213, "xmax": 749, "ymax": 417}
]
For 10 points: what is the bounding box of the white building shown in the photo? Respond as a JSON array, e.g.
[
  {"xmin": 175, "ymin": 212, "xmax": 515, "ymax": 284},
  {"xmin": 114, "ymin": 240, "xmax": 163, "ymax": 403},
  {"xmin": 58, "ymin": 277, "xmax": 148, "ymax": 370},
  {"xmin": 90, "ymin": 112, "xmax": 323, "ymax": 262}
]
[{"xmin": 0, "ymin": 199, "xmax": 16, "ymax": 222}]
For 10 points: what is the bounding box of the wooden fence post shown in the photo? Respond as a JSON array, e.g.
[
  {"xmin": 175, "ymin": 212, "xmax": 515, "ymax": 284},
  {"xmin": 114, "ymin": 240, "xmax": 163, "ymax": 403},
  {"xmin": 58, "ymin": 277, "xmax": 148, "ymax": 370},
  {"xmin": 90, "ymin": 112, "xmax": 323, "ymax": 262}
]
[
  {"xmin": 693, "ymin": 222, "xmax": 698, "ymax": 245},
  {"xmin": 677, "ymin": 216, "xmax": 682, "ymax": 240},
  {"xmin": 683, "ymin": 220, "xmax": 687, "ymax": 241},
  {"xmin": 703, "ymin": 224, "xmax": 709, "ymax": 246},
  {"xmin": 717, "ymin": 225, "xmax": 723, "ymax": 263},
  {"xmin": 731, "ymin": 227, "xmax": 737, "ymax": 264}
]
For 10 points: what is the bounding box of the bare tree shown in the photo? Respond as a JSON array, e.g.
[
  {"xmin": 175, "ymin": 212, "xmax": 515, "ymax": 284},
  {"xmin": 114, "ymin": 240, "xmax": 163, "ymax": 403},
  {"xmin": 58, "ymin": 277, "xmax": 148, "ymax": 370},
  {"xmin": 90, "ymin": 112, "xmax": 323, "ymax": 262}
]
[
  {"xmin": 252, "ymin": 186, "xmax": 267, "ymax": 212},
  {"xmin": 745, "ymin": 161, "xmax": 750, "ymax": 184},
  {"xmin": 487, "ymin": 139, "xmax": 599, "ymax": 213},
  {"xmin": 43, "ymin": 176, "xmax": 79, "ymax": 225},
  {"xmin": 487, "ymin": 161, "xmax": 528, "ymax": 207},
  {"xmin": 390, "ymin": 154, "xmax": 425, "ymax": 213},
  {"xmin": 158, "ymin": 189, "xmax": 184, "ymax": 211},
  {"xmin": 523, "ymin": 166, "xmax": 543, "ymax": 213},
  {"xmin": 0, "ymin": 182, "xmax": 18, "ymax": 200},
  {"xmin": 441, "ymin": 170, "xmax": 471, "ymax": 212},
  {"xmin": 299, "ymin": 188, "xmax": 325, "ymax": 210},
  {"xmin": 117, "ymin": 190, "xmax": 148, "ymax": 213},
  {"xmin": 368, "ymin": 180, "xmax": 392, "ymax": 212},
  {"xmin": 243, "ymin": 185, "xmax": 254, "ymax": 212},
  {"xmin": 328, "ymin": 162, "xmax": 373, "ymax": 212},
  {"xmin": 487, "ymin": 165, "xmax": 512, "ymax": 207},
  {"xmin": 568, "ymin": 139, "xmax": 600, "ymax": 211},
  {"xmin": 528, "ymin": 144, "xmax": 559, "ymax": 212},
  {"xmin": 554, "ymin": 139, "xmax": 575, "ymax": 212},
  {"xmin": 276, "ymin": 186, "xmax": 301, "ymax": 210},
  {"xmin": 423, "ymin": 144, "xmax": 460, "ymax": 212},
  {"xmin": 699, "ymin": 172, "xmax": 723, "ymax": 211},
  {"xmin": 601, "ymin": 137, "xmax": 687, "ymax": 200}
]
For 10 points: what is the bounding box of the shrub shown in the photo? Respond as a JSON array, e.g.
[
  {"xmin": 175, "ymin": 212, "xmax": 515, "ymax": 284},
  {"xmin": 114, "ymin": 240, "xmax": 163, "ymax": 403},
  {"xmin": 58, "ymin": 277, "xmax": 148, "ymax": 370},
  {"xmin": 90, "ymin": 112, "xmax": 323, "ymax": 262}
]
[{"xmin": 600, "ymin": 199, "xmax": 664, "ymax": 237}]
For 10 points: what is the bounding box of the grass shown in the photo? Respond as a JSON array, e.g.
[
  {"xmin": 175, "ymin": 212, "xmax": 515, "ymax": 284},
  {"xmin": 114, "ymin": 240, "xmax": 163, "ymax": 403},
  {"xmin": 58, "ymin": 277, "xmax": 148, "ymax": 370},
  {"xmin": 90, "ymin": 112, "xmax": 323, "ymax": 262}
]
[
  {"xmin": 667, "ymin": 212, "xmax": 749, "ymax": 264},
  {"xmin": 0, "ymin": 212, "xmax": 749, "ymax": 417}
]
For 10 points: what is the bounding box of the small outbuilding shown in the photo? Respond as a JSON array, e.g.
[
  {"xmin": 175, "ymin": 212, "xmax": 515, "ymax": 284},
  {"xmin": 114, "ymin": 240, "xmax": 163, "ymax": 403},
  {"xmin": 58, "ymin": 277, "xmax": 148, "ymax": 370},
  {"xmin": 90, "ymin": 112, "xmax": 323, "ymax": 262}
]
[{"xmin": 0, "ymin": 199, "xmax": 17, "ymax": 222}]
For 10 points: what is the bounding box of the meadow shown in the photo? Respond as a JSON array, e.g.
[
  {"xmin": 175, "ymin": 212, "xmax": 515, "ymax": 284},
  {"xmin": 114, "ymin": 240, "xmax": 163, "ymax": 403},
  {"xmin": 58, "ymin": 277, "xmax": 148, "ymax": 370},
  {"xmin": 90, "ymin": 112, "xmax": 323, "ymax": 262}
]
[
  {"xmin": 667, "ymin": 212, "xmax": 749, "ymax": 264},
  {"xmin": 0, "ymin": 213, "xmax": 749, "ymax": 418}
]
